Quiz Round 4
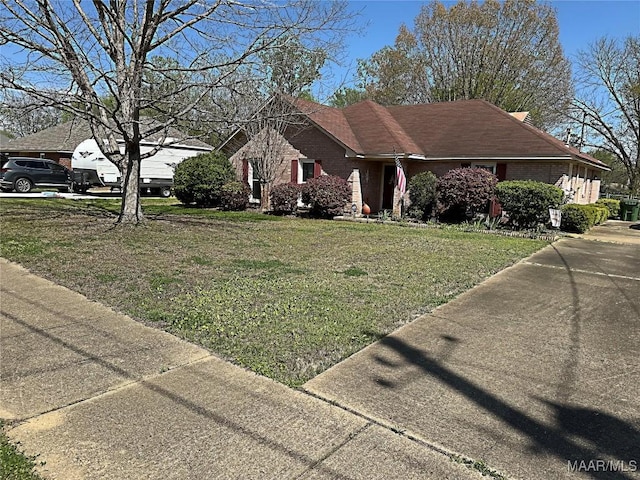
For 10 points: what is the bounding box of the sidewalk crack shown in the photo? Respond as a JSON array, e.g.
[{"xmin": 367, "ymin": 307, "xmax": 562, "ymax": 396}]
[{"xmin": 291, "ymin": 422, "xmax": 371, "ymax": 479}]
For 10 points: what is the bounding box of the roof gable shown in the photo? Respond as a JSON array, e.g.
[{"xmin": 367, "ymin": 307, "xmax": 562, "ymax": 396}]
[
  {"xmin": 293, "ymin": 97, "xmax": 363, "ymax": 154},
  {"xmin": 342, "ymin": 101, "xmax": 423, "ymax": 156}
]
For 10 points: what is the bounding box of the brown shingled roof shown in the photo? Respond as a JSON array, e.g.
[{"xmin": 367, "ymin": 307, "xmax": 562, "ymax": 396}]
[
  {"xmin": 290, "ymin": 97, "xmax": 607, "ymax": 170},
  {"xmin": 293, "ymin": 97, "xmax": 363, "ymax": 153},
  {"xmin": 343, "ymin": 100, "xmax": 422, "ymax": 156},
  {"xmin": 3, "ymin": 121, "xmax": 92, "ymax": 154}
]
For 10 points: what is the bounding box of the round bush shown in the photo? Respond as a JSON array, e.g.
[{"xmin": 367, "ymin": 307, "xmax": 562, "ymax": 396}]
[
  {"xmin": 301, "ymin": 175, "xmax": 351, "ymax": 218},
  {"xmin": 173, "ymin": 151, "xmax": 236, "ymax": 207},
  {"xmin": 407, "ymin": 171, "xmax": 437, "ymax": 221},
  {"xmin": 437, "ymin": 168, "xmax": 498, "ymax": 222},
  {"xmin": 495, "ymin": 180, "xmax": 564, "ymax": 229},
  {"xmin": 220, "ymin": 181, "xmax": 250, "ymax": 211},
  {"xmin": 270, "ymin": 182, "xmax": 301, "ymax": 215},
  {"xmin": 595, "ymin": 198, "xmax": 620, "ymax": 218},
  {"xmin": 561, "ymin": 204, "xmax": 590, "ymax": 233}
]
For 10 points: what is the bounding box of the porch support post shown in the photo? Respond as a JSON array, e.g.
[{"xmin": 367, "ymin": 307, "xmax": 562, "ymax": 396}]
[
  {"xmin": 392, "ymin": 187, "xmax": 402, "ymax": 218},
  {"xmin": 348, "ymin": 168, "xmax": 362, "ymax": 215}
]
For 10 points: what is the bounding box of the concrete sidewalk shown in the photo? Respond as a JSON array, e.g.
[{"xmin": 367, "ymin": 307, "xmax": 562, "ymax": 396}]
[
  {"xmin": 2, "ymin": 221, "xmax": 638, "ymax": 479},
  {"xmin": 305, "ymin": 221, "xmax": 640, "ymax": 480},
  {"xmin": 1, "ymin": 260, "xmax": 481, "ymax": 479}
]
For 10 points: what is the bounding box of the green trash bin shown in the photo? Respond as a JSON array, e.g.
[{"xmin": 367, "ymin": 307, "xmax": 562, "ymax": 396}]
[{"xmin": 620, "ymin": 199, "xmax": 639, "ymax": 221}]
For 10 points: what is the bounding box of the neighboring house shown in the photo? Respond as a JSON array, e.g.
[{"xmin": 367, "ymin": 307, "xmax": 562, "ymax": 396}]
[
  {"xmin": 2, "ymin": 119, "xmax": 212, "ymax": 170},
  {"xmin": 224, "ymin": 97, "xmax": 609, "ymax": 214},
  {"xmin": 1, "ymin": 121, "xmax": 92, "ymax": 168}
]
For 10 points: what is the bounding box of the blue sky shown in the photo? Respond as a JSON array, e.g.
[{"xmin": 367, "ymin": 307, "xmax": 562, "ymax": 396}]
[{"xmin": 330, "ymin": 0, "xmax": 640, "ymax": 88}]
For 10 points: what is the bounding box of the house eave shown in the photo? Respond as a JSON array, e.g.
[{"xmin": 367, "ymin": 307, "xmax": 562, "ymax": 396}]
[
  {"xmin": 348, "ymin": 152, "xmax": 427, "ymax": 161},
  {"xmin": 346, "ymin": 153, "xmax": 610, "ymax": 171}
]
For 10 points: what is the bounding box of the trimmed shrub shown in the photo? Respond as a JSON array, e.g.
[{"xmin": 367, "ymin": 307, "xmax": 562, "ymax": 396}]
[
  {"xmin": 270, "ymin": 182, "xmax": 301, "ymax": 215},
  {"xmin": 595, "ymin": 198, "xmax": 620, "ymax": 218},
  {"xmin": 562, "ymin": 204, "xmax": 589, "ymax": 233},
  {"xmin": 561, "ymin": 204, "xmax": 609, "ymax": 233},
  {"xmin": 437, "ymin": 168, "xmax": 498, "ymax": 222},
  {"xmin": 407, "ymin": 171, "xmax": 437, "ymax": 221},
  {"xmin": 586, "ymin": 204, "xmax": 609, "ymax": 225},
  {"xmin": 220, "ymin": 181, "xmax": 250, "ymax": 211},
  {"xmin": 301, "ymin": 175, "xmax": 351, "ymax": 218},
  {"xmin": 174, "ymin": 151, "xmax": 236, "ymax": 207},
  {"xmin": 495, "ymin": 180, "xmax": 564, "ymax": 229}
]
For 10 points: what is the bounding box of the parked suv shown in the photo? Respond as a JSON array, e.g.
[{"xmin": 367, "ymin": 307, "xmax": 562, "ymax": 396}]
[{"xmin": 0, "ymin": 157, "xmax": 72, "ymax": 193}]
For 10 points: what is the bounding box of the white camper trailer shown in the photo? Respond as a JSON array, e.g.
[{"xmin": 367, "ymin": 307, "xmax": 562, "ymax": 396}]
[{"xmin": 71, "ymin": 138, "xmax": 212, "ymax": 196}]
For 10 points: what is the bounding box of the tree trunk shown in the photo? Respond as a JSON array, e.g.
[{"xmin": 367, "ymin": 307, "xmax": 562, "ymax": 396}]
[
  {"xmin": 630, "ymin": 170, "xmax": 640, "ymax": 196},
  {"xmin": 260, "ymin": 182, "xmax": 272, "ymax": 212},
  {"xmin": 117, "ymin": 143, "xmax": 144, "ymax": 224}
]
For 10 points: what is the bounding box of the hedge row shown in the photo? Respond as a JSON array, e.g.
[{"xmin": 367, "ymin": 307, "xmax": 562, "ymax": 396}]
[{"xmin": 561, "ymin": 204, "xmax": 609, "ymax": 233}]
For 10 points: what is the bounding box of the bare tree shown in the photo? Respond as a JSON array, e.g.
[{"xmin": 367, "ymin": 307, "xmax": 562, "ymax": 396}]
[
  {"xmin": 233, "ymin": 36, "xmax": 328, "ymax": 211},
  {"xmin": 0, "ymin": 91, "xmax": 64, "ymax": 136},
  {"xmin": 0, "ymin": 0, "xmax": 351, "ymax": 224},
  {"xmin": 358, "ymin": 0, "xmax": 573, "ymax": 128},
  {"xmin": 571, "ymin": 35, "xmax": 640, "ymax": 194},
  {"xmin": 238, "ymin": 96, "xmax": 304, "ymax": 211}
]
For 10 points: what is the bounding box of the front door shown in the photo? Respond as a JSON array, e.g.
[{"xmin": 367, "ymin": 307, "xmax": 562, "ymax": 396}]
[{"xmin": 381, "ymin": 164, "xmax": 395, "ymax": 210}]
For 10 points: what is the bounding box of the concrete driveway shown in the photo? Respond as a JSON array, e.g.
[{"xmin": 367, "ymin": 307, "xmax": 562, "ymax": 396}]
[
  {"xmin": 0, "ymin": 191, "xmax": 98, "ymax": 199},
  {"xmin": 304, "ymin": 221, "xmax": 640, "ymax": 480}
]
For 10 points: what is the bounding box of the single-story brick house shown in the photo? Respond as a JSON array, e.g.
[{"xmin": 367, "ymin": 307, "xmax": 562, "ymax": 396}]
[{"xmin": 224, "ymin": 97, "xmax": 609, "ymax": 214}]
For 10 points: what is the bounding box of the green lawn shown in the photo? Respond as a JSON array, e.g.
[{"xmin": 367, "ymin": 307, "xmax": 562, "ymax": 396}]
[
  {"xmin": 1, "ymin": 422, "xmax": 43, "ymax": 480},
  {"xmin": 0, "ymin": 198, "xmax": 548, "ymax": 386}
]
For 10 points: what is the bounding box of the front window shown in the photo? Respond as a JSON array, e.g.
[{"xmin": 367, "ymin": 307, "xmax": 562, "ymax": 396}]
[
  {"xmin": 301, "ymin": 161, "xmax": 315, "ymax": 182},
  {"xmin": 471, "ymin": 162, "xmax": 496, "ymax": 174},
  {"xmin": 248, "ymin": 160, "xmax": 262, "ymax": 203}
]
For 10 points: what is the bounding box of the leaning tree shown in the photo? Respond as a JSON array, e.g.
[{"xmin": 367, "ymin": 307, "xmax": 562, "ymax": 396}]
[{"xmin": 0, "ymin": 0, "xmax": 351, "ymax": 224}]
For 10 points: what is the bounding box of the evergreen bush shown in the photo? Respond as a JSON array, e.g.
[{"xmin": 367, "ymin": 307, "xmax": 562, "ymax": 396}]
[
  {"xmin": 407, "ymin": 171, "xmax": 437, "ymax": 221},
  {"xmin": 561, "ymin": 204, "xmax": 609, "ymax": 233},
  {"xmin": 174, "ymin": 151, "xmax": 236, "ymax": 207},
  {"xmin": 595, "ymin": 198, "xmax": 620, "ymax": 218},
  {"xmin": 495, "ymin": 180, "xmax": 564, "ymax": 229}
]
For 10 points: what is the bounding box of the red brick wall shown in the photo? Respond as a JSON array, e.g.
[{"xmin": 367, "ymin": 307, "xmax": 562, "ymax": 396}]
[
  {"xmin": 503, "ymin": 162, "xmax": 567, "ymax": 184},
  {"xmin": 409, "ymin": 161, "xmax": 461, "ymax": 178},
  {"xmin": 288, "ymin": 126, "xmax": 353, "ymax": 179},
  {"xmin": 407, "ymin": 160, "xmax": 570, "ymax": 184}
]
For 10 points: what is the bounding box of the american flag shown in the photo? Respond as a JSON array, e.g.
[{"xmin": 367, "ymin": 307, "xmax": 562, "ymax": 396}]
[{"xmin": 395, "ymin": 155, "xmax": 406, "ymax": 196}]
